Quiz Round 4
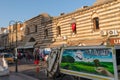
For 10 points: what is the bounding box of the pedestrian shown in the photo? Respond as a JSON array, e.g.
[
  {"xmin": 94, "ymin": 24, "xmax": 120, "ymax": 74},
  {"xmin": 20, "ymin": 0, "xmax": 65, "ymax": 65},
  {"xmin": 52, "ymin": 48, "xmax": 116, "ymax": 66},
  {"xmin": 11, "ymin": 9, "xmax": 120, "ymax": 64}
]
[
  {"xmin": 18, "ymin": 52, "xmax": 22, "ymax": 60},
  {"xmin": 33, "ymin": 48, "xmax": 40, "ymax": 65}
]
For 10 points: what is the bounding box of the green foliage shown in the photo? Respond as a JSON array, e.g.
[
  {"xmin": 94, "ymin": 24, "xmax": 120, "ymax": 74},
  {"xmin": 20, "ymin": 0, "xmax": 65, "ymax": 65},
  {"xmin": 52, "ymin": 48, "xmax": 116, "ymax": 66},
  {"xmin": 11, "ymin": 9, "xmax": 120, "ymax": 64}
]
[
  {"xmin": 60, "ymin": 61, "xmax": 114, "ymax": 77},
  {"xmin": 75, "ymin": 61, "xmax": 94, "ymax": 66},
  {"xmin": 62, "ymin": 55, "xmax": 75, "ymax": 63}
]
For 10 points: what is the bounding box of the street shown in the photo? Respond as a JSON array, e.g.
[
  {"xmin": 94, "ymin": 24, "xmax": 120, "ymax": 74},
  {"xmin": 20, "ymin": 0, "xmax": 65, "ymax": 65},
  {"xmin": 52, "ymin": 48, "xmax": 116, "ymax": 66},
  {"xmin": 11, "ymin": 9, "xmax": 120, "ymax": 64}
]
[
  {"xmin": 0, "ymin": 72, "xmax": 38, "ymax": 80},
  {"xmin": 0, "ymin": 60, "xmax": 52, "ymax": 80},
  {"xmin": 0, "ymin": 60, "xmax": 91, "ymax": 80},
  {"xmin": 9, "ymin": 61, "xmax": 50, "ymax": 80}
]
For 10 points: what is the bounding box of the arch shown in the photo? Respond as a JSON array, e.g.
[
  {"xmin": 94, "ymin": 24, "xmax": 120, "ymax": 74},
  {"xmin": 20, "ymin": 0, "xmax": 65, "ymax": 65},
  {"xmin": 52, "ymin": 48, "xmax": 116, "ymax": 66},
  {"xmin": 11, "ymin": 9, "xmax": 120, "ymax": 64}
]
[
  {"xmin": 91, "ymin": 12, "xmax": 100, "ymax": 31},
  {"xmin": 70, "ymin": 18, "xmax": 77, "ymax": 34},
  {"xmin": 56, "ymin": 21, "xmax": 61, "ymax": 26},
  {"xmin": 71, "ymin": 18, "xmax": 76, "ymax": 23},
  {"xmin": 91, "ymin": 12, "xmax": 99, "ymax": 19},
  {"xmin": 56, "ymin": 26, "xmax": 61, "ymax": 36},
  {"xmin": 29, "ymin": 37, "xmax": 36, "ymax": 42},
  {"xmin": 44, "ymin": 28, "xmax": 48, "ymax": 38}
]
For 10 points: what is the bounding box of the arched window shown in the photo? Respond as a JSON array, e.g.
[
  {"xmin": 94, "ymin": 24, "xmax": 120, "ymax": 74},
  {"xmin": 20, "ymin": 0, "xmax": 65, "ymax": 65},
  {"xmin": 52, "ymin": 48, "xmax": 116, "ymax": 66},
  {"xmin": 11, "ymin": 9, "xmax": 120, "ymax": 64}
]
[
  {"xmin": 35, "ymin": 25, "xmax": 37, "ymax": 32},
  {"xmin": 26, "ymin": 27, "xmax": 30, "ymax": 35},
  {"xmin": 44, "ymin": 29, "xmax": 48, "ymax": 38},
  {"xmin": 29, "ymin": 37, "xmax": 36, "ymax": 42},
  {"xmin": 71, "ymin": 23, "xmax": 76, "ymax": 34},
  {"xmin": 93, "ymin": 17, "xmax": 99, "ymax": 31},
  {"xmin": 56, "ymin": 26, "xmax": 61, "ymax": 36},
  {"xmin": 71, "ymin": 18, "xmax": 76, "ymax": 34}
]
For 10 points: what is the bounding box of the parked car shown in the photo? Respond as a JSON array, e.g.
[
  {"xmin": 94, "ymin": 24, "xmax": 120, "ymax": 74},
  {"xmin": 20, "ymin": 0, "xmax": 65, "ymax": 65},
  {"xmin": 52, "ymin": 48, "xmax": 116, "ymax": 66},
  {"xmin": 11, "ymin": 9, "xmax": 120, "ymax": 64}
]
[{"xmin": 1, "ymin": 53, "xmax": 14, "ymax": 64}]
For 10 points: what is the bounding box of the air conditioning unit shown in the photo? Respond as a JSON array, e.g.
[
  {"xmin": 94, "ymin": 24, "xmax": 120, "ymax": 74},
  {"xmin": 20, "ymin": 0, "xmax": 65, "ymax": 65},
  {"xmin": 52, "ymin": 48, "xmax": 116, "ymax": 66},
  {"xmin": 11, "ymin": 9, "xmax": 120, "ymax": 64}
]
[
  {"xmin": 52, "ymin": 38, "xmax": 56, "ymax": 42},
  {"xmin": 63, "ymin": 36, "xmax": 67, "ymax": 40},
  {"xmin": 100, "ymin": 30, "xmax": 107, "ymax": 36},
  {"xmin": 108, "ymin": 30, "xmax": 118, "ymax": 36}
]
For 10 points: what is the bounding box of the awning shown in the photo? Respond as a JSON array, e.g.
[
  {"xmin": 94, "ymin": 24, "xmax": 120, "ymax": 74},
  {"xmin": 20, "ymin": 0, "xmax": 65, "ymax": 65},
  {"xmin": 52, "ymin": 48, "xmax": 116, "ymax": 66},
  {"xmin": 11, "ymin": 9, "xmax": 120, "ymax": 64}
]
[{"xmin": 24, "ymin": 42, "xmax": 36, "ymax": 49}]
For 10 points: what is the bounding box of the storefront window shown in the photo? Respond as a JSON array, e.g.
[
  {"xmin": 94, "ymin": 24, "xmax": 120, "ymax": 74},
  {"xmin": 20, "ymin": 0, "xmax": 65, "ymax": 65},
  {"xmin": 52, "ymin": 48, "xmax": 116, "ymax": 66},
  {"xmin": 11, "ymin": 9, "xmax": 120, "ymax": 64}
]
[{"xmin": 35, "ymin": 25, "xmax": 37, "ymax": 32}]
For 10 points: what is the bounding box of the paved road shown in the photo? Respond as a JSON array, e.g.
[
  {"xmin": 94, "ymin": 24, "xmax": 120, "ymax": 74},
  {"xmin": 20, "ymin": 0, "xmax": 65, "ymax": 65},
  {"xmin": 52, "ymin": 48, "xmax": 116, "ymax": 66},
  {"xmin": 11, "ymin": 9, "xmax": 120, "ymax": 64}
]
[
  {"xmin": 0, "ymin": 72, "xmax": 39, "ymax": 80},
  {"xmin": 8, "ymin": 61, "xmax": 53, "ymax": 80},
  {"xmin": 5, "ymin": 60, "xmax": 90, "ymax": 80}
]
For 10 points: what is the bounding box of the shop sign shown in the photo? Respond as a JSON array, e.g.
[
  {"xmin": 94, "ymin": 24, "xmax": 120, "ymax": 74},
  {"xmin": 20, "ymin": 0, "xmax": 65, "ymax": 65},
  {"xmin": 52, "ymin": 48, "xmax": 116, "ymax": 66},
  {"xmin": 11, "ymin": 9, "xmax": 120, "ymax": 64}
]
[{"xmin": 110, "ymin": 38, "xmax": 120, "ymax": 45}]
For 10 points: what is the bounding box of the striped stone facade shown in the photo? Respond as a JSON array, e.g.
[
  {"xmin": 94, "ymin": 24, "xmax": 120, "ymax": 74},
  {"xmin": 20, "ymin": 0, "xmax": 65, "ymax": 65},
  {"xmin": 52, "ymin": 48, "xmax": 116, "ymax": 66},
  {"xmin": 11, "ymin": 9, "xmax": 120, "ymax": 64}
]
[
  {"xmin": 23, "ymin": 15, "xmax": 42, "ymax": 48},
  {"xmin": 1, "ymin": 0, "xmax": 120, "ymax": 49},
  {"xmin": 22, "ymin": 13, "xmax": 53, "ymax": 49},
  {"xmin": 11, "ymin": 0, "xmax": 120, "ymax": 48},
  {"xmin": 50, "ymin": 0, "xmax": 120, "ymax": 47}
]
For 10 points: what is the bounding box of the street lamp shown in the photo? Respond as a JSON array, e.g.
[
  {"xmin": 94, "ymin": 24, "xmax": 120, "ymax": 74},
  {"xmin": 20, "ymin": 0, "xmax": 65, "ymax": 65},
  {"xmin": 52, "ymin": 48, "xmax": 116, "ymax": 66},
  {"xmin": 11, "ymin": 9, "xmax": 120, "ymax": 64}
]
[{"xmin": 9, "ymin": 20, "xmax": 22, "ymax": 72}]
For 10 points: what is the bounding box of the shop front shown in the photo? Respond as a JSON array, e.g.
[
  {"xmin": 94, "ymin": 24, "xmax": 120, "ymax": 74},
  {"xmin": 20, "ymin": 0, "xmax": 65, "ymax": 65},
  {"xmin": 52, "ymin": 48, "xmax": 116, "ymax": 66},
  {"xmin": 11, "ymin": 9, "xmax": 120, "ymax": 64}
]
[{"xmin": 23, "ymin": 42, "xmax": 36, "ymax": 55}]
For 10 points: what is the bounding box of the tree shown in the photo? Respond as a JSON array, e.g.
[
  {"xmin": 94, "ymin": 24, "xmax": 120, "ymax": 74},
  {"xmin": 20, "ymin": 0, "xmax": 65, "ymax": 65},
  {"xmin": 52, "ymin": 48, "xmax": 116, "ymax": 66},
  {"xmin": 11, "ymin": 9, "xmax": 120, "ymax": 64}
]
[
  {"xmin": 93, "ymin": 59, "xmax": 100, "ymax": 67},
  {"xmin": 62, "ymin": 55, "xmax": 75, "ymax": 63}
]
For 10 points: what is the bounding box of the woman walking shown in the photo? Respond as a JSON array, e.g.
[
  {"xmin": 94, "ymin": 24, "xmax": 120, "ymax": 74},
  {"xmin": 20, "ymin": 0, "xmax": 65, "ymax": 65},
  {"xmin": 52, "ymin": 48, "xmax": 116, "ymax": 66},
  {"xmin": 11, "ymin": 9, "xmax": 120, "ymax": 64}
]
[{"xmin": 33, "ymin": 48, "xmax": 40, "ymax": 65}]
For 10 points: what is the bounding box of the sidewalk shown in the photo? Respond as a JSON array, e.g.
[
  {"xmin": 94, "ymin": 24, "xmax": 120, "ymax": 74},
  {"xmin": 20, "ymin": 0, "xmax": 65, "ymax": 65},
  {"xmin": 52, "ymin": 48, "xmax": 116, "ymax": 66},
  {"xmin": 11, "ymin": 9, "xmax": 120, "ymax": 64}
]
[
  {"xmin": 21, "ymin": 67, "xmax": 53, "ymax": 80},
  {"xmin": 8, "ymin": 60, "xmax": 53, "ymax": 80},
  {"xmin": 0, "ymin": 72, "xmax": 39, "ymax": 80}
]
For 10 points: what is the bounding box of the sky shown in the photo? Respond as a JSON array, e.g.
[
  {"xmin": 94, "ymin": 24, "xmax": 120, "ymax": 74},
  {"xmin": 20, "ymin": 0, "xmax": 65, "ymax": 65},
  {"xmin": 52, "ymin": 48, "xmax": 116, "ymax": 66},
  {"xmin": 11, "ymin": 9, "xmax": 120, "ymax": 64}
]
[{"xmin": 0, "ymin": 0, "xmax": 96, "ymax": 27}]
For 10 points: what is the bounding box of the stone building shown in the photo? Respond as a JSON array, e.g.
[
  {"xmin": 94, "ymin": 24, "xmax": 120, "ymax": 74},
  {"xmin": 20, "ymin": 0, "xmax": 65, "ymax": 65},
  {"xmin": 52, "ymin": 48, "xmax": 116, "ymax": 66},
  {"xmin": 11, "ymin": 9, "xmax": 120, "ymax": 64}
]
[
  {"xmin": 1, "ymin": 0, "xmax": 120, "ymax": 51},
  {"xmin": 0, "ymin": 28, "xmax": 8, "ymax": 50},
  {"xmin": 13, "ymin": 0, "xmax": 120, "ymax": 49},
  {"xmin": 8, "ymin": 23, "xmax": 25, "ymax": 50},
  {"xmin": 37, "ymin": 13, "xmax": 53, "ymax": 48},
  {"xmin": 22, "ymin": 13, "xmax": 52, "ymax": 53},
  {"xmin": 49, "ymin": 0, "xmax": 120, "ymax": 47},
  {"xmin": 0, "ymin": 23, "xmax": 25, "ymax": 53}
]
